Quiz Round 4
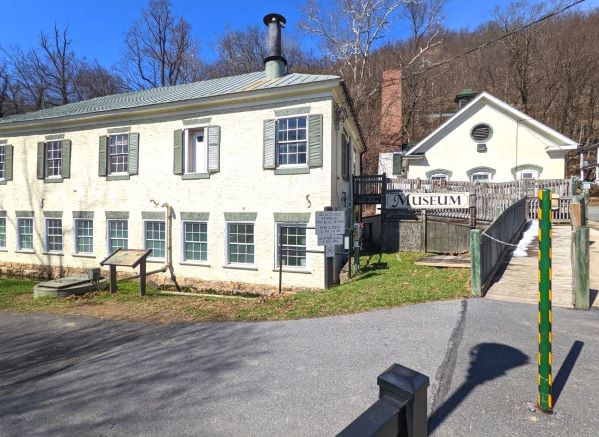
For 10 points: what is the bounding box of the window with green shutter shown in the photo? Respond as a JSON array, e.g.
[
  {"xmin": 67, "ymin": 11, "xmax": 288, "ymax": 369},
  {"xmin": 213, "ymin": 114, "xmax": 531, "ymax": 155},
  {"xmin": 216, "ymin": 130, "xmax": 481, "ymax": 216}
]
[
  {"xmin": 35, "ymin": 140, "xmax": 71, "ymax": 182},
  {"xmin": 174, "ymin": 126, "xmax": 220, "ymax": 179},
  {"xmin": 264, "ymin": 114, "xmax": 323, "ymax": 175}
]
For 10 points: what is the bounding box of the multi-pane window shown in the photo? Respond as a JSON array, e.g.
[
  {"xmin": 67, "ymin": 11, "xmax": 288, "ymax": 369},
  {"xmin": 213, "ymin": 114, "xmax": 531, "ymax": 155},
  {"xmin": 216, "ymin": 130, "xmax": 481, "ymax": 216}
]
[
  {"xmin": 183, "ymin": 222, "xmax": 208, "ymax": 262},
  {"xmin": 18, "ymin": 218, "xmax": 34, "ymax": 250},
  {"xmin": 277, "ymin": 116, "xmax": 307, "ymax": 166},
  {"xmin": 144, "ymin": 221, "xmax": 165, "ymax": 259},
  {"xmin": 45, "ymin": 219, "xmax": 63, "ymax": 252},
  {"xmin": 75, "ymin": 219, "xmax": 94, "ymax": 254},
  {"xmin": 108, "ymin": 220, "xmax": 128, "ymax": 253},
  {"xmin": 0, "ymin": 217, "xmax": 6, "ymax": 249},
  {"xmin": 45, "ymin": 141, "xmax": 62, "ymax": 177},
  {"xmin": 0, "ymin": 145, "xmax": 5, "ymax": 179},
  {"xmin": 471, "ymin": 173, "xmax": 490, "ymax": 183},
  {"xmin": 227, "ymin": 223, "xmax": 255, "ymax": 265},
  {"xmin": 277, "ymin": 224, "xmax": 307, "ymax": 268},
  {"xmin": 108, "ymin": 134, "xmax": 129, "ymax": 174}
]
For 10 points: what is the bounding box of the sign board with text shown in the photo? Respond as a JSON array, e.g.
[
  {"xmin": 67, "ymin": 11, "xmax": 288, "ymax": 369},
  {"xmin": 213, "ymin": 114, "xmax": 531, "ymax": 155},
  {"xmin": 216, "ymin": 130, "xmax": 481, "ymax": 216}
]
[
  {"xmin": 325, "ymin": 245, "xmax": 335, "ymax": 258},
  {"xmin": 315, "ymin": 211, "xmax": 345, "ymax": 236},
  {"xmin": 318, "ymin": 234, "xmax": 344, "ymax": 246},
  {"xmin": 386, "ymin": 192, "xmax": 470, "ymax": 210}
]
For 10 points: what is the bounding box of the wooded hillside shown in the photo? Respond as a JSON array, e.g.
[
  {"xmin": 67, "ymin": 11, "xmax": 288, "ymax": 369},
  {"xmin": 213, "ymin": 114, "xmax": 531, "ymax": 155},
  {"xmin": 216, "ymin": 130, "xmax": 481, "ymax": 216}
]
[{"xmin": 1, "ymin": 0, "xmax": 597, "ymax": 177}]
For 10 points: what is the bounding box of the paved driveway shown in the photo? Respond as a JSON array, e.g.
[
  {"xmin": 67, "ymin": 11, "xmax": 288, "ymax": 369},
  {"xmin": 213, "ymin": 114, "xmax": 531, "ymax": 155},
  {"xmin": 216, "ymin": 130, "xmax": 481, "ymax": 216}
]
[{"xmin": 1, "ymin": 300, "xmax": 597, "ymax": 436}]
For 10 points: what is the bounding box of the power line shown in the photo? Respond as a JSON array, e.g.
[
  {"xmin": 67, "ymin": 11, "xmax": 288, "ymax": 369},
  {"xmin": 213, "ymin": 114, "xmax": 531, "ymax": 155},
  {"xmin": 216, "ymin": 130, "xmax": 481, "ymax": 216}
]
[{"xmin": 400, "ymin": 0, "xmax": 588, "ymax": 82}]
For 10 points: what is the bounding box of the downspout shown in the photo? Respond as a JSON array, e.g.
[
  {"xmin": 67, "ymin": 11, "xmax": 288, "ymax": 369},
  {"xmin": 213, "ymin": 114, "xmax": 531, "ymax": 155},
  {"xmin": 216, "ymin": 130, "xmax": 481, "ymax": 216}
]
[{"xmin": 162, "ymin": 202, "xmax": 182, "ymax": 292}]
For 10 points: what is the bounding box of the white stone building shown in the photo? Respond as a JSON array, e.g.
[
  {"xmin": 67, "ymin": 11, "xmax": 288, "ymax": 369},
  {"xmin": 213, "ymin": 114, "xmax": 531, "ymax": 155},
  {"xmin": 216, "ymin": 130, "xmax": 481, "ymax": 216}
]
[
  {"xmin": 379, "ymin": 90, "xmax": 577, "ymax": 182},
  {"xmin": 0, "ymin": 14, "xmax": 365, "ymax": 290}
]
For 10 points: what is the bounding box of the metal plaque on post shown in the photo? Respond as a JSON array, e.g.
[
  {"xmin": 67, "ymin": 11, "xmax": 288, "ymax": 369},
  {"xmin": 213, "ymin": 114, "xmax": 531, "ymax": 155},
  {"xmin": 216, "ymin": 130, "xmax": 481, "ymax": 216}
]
[
  {"xmin": 325, "ymin": 245, "xmax": 335, "ymax": 258},
  {"xmin": 317, "ymin": 234, "xmax": 344, "ymax": 246},
  {"xmin": 315, "ymin": 211, "xmax": 346, "ymax": 236},
  {"xmin": 100, "ymin": 248, "xmax": 152, "ymax": 296}
]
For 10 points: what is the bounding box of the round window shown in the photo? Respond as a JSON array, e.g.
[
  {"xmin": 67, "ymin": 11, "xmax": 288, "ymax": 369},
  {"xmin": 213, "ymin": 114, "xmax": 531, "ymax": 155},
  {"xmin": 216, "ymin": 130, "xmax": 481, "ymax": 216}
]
[{"xmin": 471, "ymin": 124, "xmax": 492, "ymax": 142}]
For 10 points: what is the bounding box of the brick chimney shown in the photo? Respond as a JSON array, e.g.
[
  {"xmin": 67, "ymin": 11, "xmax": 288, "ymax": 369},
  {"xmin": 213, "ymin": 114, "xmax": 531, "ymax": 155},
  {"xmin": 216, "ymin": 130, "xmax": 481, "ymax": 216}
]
[{"xmin": 380, "ymin": 69, "xmax": 403, "ymax": 152}]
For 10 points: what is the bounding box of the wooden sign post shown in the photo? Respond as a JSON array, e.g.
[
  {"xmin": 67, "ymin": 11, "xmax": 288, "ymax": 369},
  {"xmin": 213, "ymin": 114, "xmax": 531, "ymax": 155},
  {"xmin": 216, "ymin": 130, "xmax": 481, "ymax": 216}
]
[{"xmin": 100, "ymin": 249, "xmax": 153, "ymax": 296}]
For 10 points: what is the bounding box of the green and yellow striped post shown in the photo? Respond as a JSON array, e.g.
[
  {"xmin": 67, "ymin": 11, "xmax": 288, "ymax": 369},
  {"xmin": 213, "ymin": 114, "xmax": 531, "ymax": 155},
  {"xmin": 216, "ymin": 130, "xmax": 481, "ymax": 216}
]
[{"xmin": 537, "ymin": 189, "xmax": 553, "ymax": 413}]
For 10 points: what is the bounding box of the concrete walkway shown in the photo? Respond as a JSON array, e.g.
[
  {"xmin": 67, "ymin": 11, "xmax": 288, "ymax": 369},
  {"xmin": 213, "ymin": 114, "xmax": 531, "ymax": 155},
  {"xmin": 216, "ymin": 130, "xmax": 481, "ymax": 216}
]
[{"xmin": 1, "ymin": 300, "xmax": 598, "ymax": 436}]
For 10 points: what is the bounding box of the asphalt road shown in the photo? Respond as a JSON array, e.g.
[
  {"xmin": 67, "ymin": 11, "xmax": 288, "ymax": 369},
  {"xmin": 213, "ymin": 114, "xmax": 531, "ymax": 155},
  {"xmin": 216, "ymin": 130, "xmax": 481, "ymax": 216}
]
[
  {"xmin": 589, "ymin": 205, "xmax": 599, "ymax": 223},
  {"xmin": 1, "ymin": 300, "xmax": 597, "ymax": 436}
]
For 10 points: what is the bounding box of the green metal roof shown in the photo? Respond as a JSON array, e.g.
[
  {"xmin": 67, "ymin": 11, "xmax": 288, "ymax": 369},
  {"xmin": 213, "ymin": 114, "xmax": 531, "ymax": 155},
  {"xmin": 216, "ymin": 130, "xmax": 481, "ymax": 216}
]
[{"xmin": 0, "ymin": 71, "xmax": 340, "ymax": 126}]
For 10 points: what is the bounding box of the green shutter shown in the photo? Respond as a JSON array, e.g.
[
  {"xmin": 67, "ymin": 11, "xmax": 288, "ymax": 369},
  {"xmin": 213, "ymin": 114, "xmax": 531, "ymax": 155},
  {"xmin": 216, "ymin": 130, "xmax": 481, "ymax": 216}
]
[
  {"xmin": 128, "ymin": 133, "xmax": 139, "ymax": 175},
  {"xmin": 4, "ymin": 145, "xmax": 13, "ymax": 181},
  {"xmin": 263, "ymin": 119, "xmax": 276, "ymax": 169},
  {"xmin": 173, "ymin": 129, "xmax": 183, "ymax": 175},
  {"xmin": 392, "ymin": 153, "xmax": 403, "ymax": 175},
  {"xmin": 37, "ymin": 142, "xmax": 45, "ymax": 179},
  {"xmin": 207, "ymin": 126, "xmax": 220, "ymax": 173},
  {"xmin": 61, "ymin": 140, "xmax": 71, "ymax": 178},
  {"xmin": 98, "ymin": 136, "xmax": 107, "ymax": 176},
  {"xmin": 341, "ymin": 135, "xmax": 348, "ymax": 180},
  {"xmin": 308, "ymin": 114, "xmax": 323, "ymax": 168}
]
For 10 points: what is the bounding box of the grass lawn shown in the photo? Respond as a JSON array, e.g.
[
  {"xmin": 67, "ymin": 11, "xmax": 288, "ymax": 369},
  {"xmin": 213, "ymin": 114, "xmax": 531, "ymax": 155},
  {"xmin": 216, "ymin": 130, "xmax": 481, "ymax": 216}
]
[{"xmin": 0, "ymin": 253, "xmax": 471, "ymax": 323}]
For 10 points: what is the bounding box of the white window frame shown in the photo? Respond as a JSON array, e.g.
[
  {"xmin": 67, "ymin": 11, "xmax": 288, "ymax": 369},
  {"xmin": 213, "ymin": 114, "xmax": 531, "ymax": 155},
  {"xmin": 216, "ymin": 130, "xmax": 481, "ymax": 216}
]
[
  {"xmin": 17, "ymin": 217, "xmax": 34, "ymax": 251},
  {"xmin": 143, "ymin": 220, "xmax": 166, "ymax": 261},
  {"xmin": 45, "ymin": 140, "xmax": 62, "ymax": 179},
  {"xmin": 107, "ymin": 134, "xmax": 129, "ymax": 175},
  {"xmin": 45, "ymin": 218, "xmax": 63, "ymax": 253},
  {"xmin": 430, "ymin": 173, "xmax": 449, "ymax": 182},
  {"xmin": 74, "ymin": 218, "xmax": 94, "ymax": 255},
  {"xmin": 516, "ymin": 169, "xmax": 539, "ymax": 180},
  {"xmin": 276, "ymin": 115, "xmax": 309, "ymax": 168},
  {"xmin": 106, "ymin": 219, "xmax": 128, "ymax": 254},
  {"xmin": 274, "ymin": 223, "xmax": 308, "ymax": 271},
  {"xmin": 0, "ymin": 217, "xmax": 6, "ymax": 249},
  {"xmin": 183, "ymin": 127, "xmax": 208, "ymax": 175},
  {"xmin": 0, "ymin": 145, "xmax": 5, "ymax": 181},
  {"xmin": 470, "ymin": 172, "xmax": 492, "ymax": 183},
  {"xmin": 225, "ymin": 222, "xmax": 256, "ymax": 266},
  {"xmin": 181, "ymin": 221, "xmax": 209, "ymax": 264}
]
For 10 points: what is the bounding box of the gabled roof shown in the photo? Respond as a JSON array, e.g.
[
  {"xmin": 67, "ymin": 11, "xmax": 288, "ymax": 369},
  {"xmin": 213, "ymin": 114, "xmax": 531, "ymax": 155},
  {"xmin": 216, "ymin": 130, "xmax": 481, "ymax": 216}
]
[
  {"xmin": 0, "ymin": 71, "xmax": 340, "ymax": 126},
  {"xmin": 405, "ymin": 91, "xmax": 577, "ymax": 156}
]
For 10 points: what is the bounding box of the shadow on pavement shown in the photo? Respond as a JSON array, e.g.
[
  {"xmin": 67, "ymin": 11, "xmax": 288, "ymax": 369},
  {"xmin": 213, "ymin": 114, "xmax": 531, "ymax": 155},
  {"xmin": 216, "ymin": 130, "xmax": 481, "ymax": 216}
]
[
  {"xmin": 429, "ymin": 342, "xmax": 529, "ymax": 434},
  {"xmin": 553, "ymin": 340, "xmax": 585, "ymax": 408}
]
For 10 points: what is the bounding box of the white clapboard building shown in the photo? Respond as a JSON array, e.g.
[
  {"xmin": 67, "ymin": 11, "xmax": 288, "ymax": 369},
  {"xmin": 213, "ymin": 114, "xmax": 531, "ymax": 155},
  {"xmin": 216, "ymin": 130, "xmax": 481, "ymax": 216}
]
[
  {"xmin": 379, "ymin": 88, "xmax": 577, "ymax": 182},
  {"xmin": 0, "ymin": 14, "xmax": 365, "ymax": 290}
]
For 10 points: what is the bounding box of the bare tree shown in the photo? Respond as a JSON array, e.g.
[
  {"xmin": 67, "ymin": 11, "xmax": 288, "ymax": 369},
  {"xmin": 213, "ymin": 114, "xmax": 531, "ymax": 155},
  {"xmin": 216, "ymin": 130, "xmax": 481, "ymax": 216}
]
[
  {"xmin": 204, "ymin": 24, "xmax": 317, "ymax": 79},
  {"xmin": 121, "ymin": 0, "xmax": 202, "ymax": 89},
  {"xmin": 39, "ymin": 25, "xmax": 78, "ymax": 105},
  {"xmin": 74, "ymin": 62, "xmax": 127, "ymax": 100}
]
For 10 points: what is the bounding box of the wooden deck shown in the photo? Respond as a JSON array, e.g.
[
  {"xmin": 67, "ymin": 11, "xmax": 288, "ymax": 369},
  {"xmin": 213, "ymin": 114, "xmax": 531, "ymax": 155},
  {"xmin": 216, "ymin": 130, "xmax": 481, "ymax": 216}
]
[{"xmin": 485, "ymin": 225, "xmax": 598, "ymax": 309}]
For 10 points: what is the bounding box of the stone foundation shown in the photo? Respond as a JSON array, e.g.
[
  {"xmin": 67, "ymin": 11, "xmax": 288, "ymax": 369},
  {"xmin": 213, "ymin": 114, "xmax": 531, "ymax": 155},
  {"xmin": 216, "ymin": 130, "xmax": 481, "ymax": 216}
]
[{"xmin": 0, "ymin": 262, "xmax": 309, "ymax": 296}]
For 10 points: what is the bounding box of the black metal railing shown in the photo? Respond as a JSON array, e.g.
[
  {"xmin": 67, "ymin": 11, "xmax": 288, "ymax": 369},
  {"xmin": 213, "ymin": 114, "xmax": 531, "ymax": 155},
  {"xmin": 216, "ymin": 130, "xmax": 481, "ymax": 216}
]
[{"xmin": 337, "ymin": 363, "xmax": 429, "ymax": 437}]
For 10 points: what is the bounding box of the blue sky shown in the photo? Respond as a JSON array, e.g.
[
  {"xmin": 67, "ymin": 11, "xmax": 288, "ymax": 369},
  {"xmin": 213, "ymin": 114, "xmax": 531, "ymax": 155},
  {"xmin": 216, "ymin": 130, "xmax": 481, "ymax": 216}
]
[{"xmin": 0, "ymin": 0, "xmax": 596, "ymax": 66}]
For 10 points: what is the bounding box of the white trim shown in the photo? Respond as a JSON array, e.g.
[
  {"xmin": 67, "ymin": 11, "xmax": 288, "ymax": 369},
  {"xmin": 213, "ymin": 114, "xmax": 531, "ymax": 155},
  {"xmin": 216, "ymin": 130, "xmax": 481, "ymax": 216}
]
[
  {"xmin": 0, "ymin": 217, "xmax": 6, "ymax": 250},
  {"xmin": 44, "ymin": 217, "xmax": 63, "ymax": 254},
  {"xmin": 405, "ymin": 91, "xmax": 577, "ymax": 156},
  {"xmin": 225, "ymin": 221, "xmax": 256, "ymax": 267},
  {"xmin": 470, "ymin": 172, "xmax": 492, "ymax": 183},
  {"xmin": 181, "ymin": 220, "xmax": 209, "ymax": 265},
  {"xmin": 143, "ymin": 219, "xmax": 166, "ymax": 261},
  {"xmin": 17, "ymin": 217, "xmax": 34, "ymax": 251},
  {"xmin": 106, "ymin": 218, "xmax": 129, "ymax": 255},
  {"xmin": 274, "ymin": 222, "xmax": 309, "ymax": 272},
  {"xmin": 275, "ymin": 114, "xmax": 309, "ymax": 168},
  {"xmin": 73, "ymin": 218, "xmax": 94, "ymax": 255}
]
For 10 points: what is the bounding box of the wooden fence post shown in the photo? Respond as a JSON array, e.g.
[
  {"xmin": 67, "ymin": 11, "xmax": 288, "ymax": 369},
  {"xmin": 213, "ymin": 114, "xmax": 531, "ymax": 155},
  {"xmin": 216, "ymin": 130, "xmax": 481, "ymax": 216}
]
[
  {"xmin": 470, "ymin": 229, "xmax": 482, "ymax": 296},
  {"xmin": 572, "ymin": 226, "xmax": 590, "ymax": 310}
]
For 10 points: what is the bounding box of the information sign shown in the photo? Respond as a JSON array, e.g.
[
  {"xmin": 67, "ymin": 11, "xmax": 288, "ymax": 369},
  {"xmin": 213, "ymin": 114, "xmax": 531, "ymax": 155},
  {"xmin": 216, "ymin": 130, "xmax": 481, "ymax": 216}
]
[
  {"xmin": 386, "ymin": 192, "xmax": 470, "ymax": 210},
  {"xmin": 315, "ymin": 211, "xmax": 345, "ymax": 235}
]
